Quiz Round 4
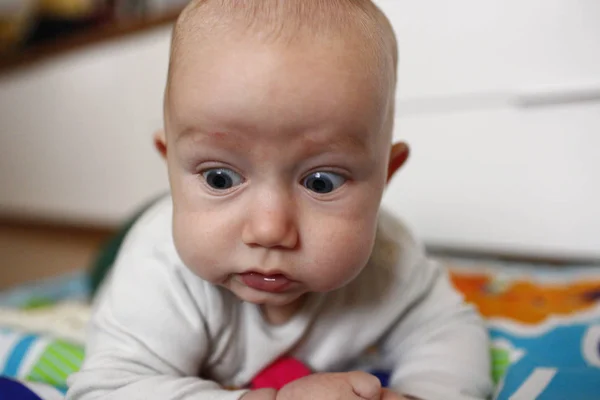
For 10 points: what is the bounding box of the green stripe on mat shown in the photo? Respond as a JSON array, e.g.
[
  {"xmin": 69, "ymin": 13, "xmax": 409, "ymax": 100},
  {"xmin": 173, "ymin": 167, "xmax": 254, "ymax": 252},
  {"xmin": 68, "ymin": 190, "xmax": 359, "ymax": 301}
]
[
  {"xmin": 48, "ymin": 342, "xmax": 84, "ymax": 368},
  {"xmin": 26, "ymin": 340, "xmax": 84, "ymax": 389}
]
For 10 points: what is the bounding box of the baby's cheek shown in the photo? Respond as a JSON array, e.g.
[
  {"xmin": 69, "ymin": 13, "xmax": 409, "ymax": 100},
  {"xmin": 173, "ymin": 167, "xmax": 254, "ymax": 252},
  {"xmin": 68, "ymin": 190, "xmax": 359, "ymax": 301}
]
[
  {"xmin": 308, "ymin": 218, "xmax": 377, "ymax": 291},
  {"xmin": 172, "ymin": 212, "xmax": 227, "ymax": 281}
]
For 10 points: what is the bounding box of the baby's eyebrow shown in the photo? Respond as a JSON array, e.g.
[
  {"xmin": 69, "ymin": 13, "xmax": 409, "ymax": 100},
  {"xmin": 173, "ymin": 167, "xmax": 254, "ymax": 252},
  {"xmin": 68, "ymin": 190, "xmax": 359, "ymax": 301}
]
[
  {"xmin": 177, "ymin": 129, "xmax": 243, "ymax": 147},
  {"xmin": 177, "ymin": 127, "xmax": 371, "ymax": 158},
  {"xmin": 301, "ymin": 131, "xmax": 370, "ymax": 155}
]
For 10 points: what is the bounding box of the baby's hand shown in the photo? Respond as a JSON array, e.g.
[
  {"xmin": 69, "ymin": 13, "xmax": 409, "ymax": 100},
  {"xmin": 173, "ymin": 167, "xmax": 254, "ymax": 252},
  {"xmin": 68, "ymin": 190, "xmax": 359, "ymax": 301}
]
[
  {"xmin": 380, "ymin": 388, "xmax": 413, "ymax": 400},
  {"xmin": 276, "ymin": 371, "xmax": 382, "ymax": 400},
  {"xmin": 241, "ymin": 388, "xmax": 278, "ymax": 400}
]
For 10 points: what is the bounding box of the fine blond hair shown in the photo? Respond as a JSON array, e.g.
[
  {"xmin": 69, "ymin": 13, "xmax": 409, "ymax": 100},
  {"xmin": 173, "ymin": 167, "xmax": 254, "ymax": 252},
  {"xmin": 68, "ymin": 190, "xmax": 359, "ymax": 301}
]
[
  {"xmin": 166, "ymin": 0, "xmax": 398, "ymax": 138},
  {"xmin": 170, "ymin": 0, "xmax": 396, "ymax": 80}
]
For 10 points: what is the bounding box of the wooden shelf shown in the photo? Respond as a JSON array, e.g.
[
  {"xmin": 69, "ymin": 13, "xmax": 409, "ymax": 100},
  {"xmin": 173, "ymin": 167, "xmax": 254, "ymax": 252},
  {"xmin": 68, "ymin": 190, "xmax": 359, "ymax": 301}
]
[{"xmin": 0, "ymin": 10, "xmax": 179, "ymax": 74}]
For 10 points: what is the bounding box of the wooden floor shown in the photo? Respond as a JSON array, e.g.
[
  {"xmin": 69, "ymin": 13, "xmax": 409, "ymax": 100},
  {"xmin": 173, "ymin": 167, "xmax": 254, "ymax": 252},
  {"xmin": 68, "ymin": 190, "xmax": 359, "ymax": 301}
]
[{"xmin": 0, "ymin": 221, "xmax": 115, "ymax": 290}]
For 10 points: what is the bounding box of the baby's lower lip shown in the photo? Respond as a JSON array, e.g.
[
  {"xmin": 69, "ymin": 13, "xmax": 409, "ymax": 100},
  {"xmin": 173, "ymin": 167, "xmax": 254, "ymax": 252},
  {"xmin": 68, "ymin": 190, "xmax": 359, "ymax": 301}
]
[{"xmin": 239, "ymin": 272, "xmax": 293, "ymax": 293}]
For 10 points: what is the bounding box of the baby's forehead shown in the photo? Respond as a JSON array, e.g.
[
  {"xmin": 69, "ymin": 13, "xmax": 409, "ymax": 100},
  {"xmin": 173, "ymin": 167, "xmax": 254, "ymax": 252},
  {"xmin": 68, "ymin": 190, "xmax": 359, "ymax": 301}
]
[
  {"xmin": 169, "ymin": 41, "xmax": 390, "ymax": 140},
  {"xmin": 166, "ymin": 1, "xmax": 397, "ymax": 145},
  {"xmin": 169, "ymin": 0, "xmax": 397, "ymax": 88}
]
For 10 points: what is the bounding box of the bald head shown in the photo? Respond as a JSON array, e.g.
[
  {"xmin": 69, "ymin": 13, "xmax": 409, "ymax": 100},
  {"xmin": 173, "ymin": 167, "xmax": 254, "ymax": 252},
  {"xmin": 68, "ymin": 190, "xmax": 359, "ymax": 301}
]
[
  {"xmin": 164, "ymin": 0, "xmax": 400, "ymax": 147},
  {"xmin": 168, "ymin": 0, "xmax": 398, "ymax": 90}
]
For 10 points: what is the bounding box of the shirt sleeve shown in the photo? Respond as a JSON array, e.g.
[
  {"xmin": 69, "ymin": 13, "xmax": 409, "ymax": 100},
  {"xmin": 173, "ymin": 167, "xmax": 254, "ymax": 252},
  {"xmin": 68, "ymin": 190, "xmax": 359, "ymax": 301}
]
[
  {"xmin": 66, "ymin": 226, "xmax": 247, "ymax": 400},
  {"xmin": 380, "ymin": 255, "xmax": 493, "ymax": 400}
]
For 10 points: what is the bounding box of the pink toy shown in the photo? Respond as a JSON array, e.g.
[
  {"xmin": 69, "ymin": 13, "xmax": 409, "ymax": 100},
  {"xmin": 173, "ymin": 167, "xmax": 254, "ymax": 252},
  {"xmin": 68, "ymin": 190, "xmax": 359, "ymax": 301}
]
[{"xmin": 250, "ymin": 357, "xmax": 312, "ymax": 390}]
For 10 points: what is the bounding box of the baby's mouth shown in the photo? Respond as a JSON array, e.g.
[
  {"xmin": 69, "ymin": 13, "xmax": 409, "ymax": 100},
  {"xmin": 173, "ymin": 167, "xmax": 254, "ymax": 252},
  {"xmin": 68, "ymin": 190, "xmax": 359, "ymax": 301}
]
[{"xmin": 239, "ymin": 272, "xmax": 293, "ymax": 293}]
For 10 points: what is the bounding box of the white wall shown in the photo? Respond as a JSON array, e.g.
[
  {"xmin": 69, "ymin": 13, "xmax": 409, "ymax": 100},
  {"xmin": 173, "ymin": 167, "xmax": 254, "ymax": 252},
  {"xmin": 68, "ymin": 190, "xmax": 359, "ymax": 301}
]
[
  {"xmin": 377, "ymin": 0, "xmax": 600, "ymax": 100},
  {"xmin": 0, "ymin": 27, "xmax": 171, "ymax": 223},
  {"xmin": 375, "ymin": 0, "xmax": 600, "ymax": 259},
  {"xmin": 383, "ymin": 105, "xmax": 600, "ymax": 260},
  {"xmin": 1, "ymin": 1, "xmax": 600, "ymax": 259}
]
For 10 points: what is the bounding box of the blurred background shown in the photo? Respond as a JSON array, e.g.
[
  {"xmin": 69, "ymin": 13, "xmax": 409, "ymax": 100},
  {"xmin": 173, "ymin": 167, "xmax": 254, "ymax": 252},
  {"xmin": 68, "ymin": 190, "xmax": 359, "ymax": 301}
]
[
  {"xmin": 0, "ymin": 0, "xmax": 187, "ymax": 54},
  {"xmin": 1, "ymin": 0, "xmax": 600, "ymax": 290}
]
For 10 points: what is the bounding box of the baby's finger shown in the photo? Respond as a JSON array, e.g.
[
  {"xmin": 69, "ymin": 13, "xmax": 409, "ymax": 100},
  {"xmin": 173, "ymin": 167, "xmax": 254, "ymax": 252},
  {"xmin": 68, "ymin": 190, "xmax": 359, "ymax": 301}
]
[
  {"xmin": 380, "ymin": 388, "xmax": 409, "ymax": 400},
  {"xmin": 344, "ymin": 371, "xmax": 382, "ymax": 400}
]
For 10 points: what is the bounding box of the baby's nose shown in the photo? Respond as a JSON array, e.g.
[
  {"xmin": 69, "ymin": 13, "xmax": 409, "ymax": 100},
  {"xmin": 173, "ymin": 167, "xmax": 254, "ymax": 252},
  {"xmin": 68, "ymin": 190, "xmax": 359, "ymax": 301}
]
[{"xmin": 241, "ymin": 194, "xmax": 298, "ymax": 250}]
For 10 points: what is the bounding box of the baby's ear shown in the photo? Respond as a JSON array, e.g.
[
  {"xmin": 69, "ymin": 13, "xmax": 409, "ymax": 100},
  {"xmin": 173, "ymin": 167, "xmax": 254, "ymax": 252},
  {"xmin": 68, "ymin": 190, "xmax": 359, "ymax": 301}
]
[
  {"xmin": 387, "ymin": 142, "xmax": 409, "ymax": 183},
  {"xmin": 153, "ymin": 130, "xmax": 167, "ymax": 160}
]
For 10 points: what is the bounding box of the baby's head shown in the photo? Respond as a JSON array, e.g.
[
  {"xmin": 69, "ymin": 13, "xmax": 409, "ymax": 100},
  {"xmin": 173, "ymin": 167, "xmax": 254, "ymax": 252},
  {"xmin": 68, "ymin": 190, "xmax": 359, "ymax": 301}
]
[{"xmin": 157, "ymin": 0, "xmax": 407, "ymax": 320}]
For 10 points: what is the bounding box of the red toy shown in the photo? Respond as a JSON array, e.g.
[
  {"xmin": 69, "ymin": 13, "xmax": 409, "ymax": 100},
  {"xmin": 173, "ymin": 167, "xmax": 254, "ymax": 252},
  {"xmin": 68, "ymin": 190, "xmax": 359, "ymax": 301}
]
[{"xmin": 250, "ymin": 357, "xmax": 312, "ymax": 390}]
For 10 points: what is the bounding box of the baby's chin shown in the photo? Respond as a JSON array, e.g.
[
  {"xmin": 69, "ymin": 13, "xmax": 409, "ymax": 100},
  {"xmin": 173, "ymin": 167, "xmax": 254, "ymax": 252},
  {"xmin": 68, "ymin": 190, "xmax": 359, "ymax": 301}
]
[{"xmin": 225, "ymin": 279, "xmax": 307, "ymax": 307}]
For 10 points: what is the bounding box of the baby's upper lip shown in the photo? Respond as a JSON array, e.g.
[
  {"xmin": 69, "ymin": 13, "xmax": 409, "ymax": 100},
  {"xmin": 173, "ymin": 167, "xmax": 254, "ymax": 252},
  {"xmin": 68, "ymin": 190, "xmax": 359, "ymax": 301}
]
[
  {"xmin": 239, "ymin": 270, "xmax": 296, "ymax": 293},
  {"xmin": 243, "ymin": 269, "xmax": 294, "ymax": 281}
]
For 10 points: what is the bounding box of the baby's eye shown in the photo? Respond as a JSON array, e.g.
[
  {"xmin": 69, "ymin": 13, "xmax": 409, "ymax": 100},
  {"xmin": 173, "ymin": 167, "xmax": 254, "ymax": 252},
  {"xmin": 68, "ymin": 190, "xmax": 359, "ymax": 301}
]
[
  {"xmin": 202, "ymin": 168, "xmax": 244, "ymax": 190},
  {"xmin": 303, "ymin": 172, "xmax": 346, "ymax": 194}
]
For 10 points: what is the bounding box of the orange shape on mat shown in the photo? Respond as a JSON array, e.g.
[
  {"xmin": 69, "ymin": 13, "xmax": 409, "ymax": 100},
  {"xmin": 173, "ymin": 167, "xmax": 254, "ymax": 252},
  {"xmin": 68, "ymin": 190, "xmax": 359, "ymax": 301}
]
[{"xmin": 449, "ymin": 271, "xmax": 600, "ymax": 325}]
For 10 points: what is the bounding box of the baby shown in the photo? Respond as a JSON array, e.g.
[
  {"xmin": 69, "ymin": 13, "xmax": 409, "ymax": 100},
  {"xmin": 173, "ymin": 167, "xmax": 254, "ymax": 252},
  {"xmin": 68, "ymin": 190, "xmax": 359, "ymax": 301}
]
[{"xmin": 68, "ymin": 1, "xmax": 492, "ymax": 399}]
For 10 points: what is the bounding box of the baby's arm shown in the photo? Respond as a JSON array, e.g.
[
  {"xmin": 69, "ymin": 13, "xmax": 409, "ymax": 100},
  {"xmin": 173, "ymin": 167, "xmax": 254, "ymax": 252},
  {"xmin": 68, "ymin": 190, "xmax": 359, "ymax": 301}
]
[
  {"xmin": 67, "ymin": 245, "xmax": 246, "ymax": 400},
  {"xmin": 381, "ymin": 258, "xmax": 493, "ymax": 400}
]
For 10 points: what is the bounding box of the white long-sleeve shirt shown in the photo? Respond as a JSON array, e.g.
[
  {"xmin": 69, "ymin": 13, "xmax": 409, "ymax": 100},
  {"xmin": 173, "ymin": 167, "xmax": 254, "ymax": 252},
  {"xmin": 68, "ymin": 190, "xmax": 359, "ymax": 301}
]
[{"xmin": 67, "ymin": 197, "xmax": 492, "ymax": 400}]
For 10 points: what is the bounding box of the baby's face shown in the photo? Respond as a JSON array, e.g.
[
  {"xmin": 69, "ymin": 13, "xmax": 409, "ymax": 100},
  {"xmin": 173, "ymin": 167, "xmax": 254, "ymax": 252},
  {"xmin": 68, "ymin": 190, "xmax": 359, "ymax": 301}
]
[{"xmin": 164, "ymin": 35, "xmax": 395, "ymax": 309}]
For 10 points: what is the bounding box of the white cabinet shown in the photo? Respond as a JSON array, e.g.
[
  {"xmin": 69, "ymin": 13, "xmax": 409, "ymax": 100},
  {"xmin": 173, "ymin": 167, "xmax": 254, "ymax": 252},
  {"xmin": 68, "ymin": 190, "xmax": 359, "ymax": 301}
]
[
  {"xmin": 383, "ymin": 103, "xmax": 600, "ymax": 259},
  {"xmin": 0, "ymin": 27, "xmax": 172, "ymax": 224},
  {"xmin": 372, "ymin": 0, "xmax": 600, "ymax": 258},
  {"xmin": 375, "ymin": 0, "xmax": 600, "ymax": 102}
]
